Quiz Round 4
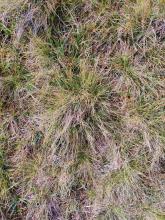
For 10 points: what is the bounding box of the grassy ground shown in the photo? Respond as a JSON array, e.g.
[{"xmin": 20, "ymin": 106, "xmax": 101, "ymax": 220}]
[{"xmin": 0, "ymin": 0, "xmax": 165, "ymax": 219}]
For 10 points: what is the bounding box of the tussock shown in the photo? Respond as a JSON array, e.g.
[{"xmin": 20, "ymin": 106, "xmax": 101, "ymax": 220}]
[{"xmin": 0, "ymin": 0, "xmax": 165, "ymax": 219}]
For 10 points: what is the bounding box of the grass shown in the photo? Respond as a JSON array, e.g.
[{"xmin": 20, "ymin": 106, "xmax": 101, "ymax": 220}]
[{"xmin": 0, "ymin": 0, "xmax": 165, "ymax": 219}]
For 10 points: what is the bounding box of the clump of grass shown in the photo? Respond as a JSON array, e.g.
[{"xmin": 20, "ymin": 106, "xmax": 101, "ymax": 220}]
[
  {"xmin": 0, "ymin": 0, "xmax": 165, "ymax": 219},
  {"xmin": 0, "ymin": 46, "xmax": 30, "ymax": 109}
]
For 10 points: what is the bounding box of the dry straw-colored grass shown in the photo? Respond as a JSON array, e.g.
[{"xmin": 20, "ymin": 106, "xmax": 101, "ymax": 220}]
[{"xmin": 0, "ymin": 0, "xmax": 165, "ymax": 219}]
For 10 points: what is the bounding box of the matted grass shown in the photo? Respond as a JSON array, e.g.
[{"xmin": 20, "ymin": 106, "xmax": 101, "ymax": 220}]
[{"xmin": 0, "ymin": 0, "xmax": 165, "ymax": 219}]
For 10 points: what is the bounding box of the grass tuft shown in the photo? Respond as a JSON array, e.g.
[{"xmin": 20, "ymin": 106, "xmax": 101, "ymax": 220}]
[{"xmin": 0, "ymin": 0, "xmax": 165, "ymax": 219}]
